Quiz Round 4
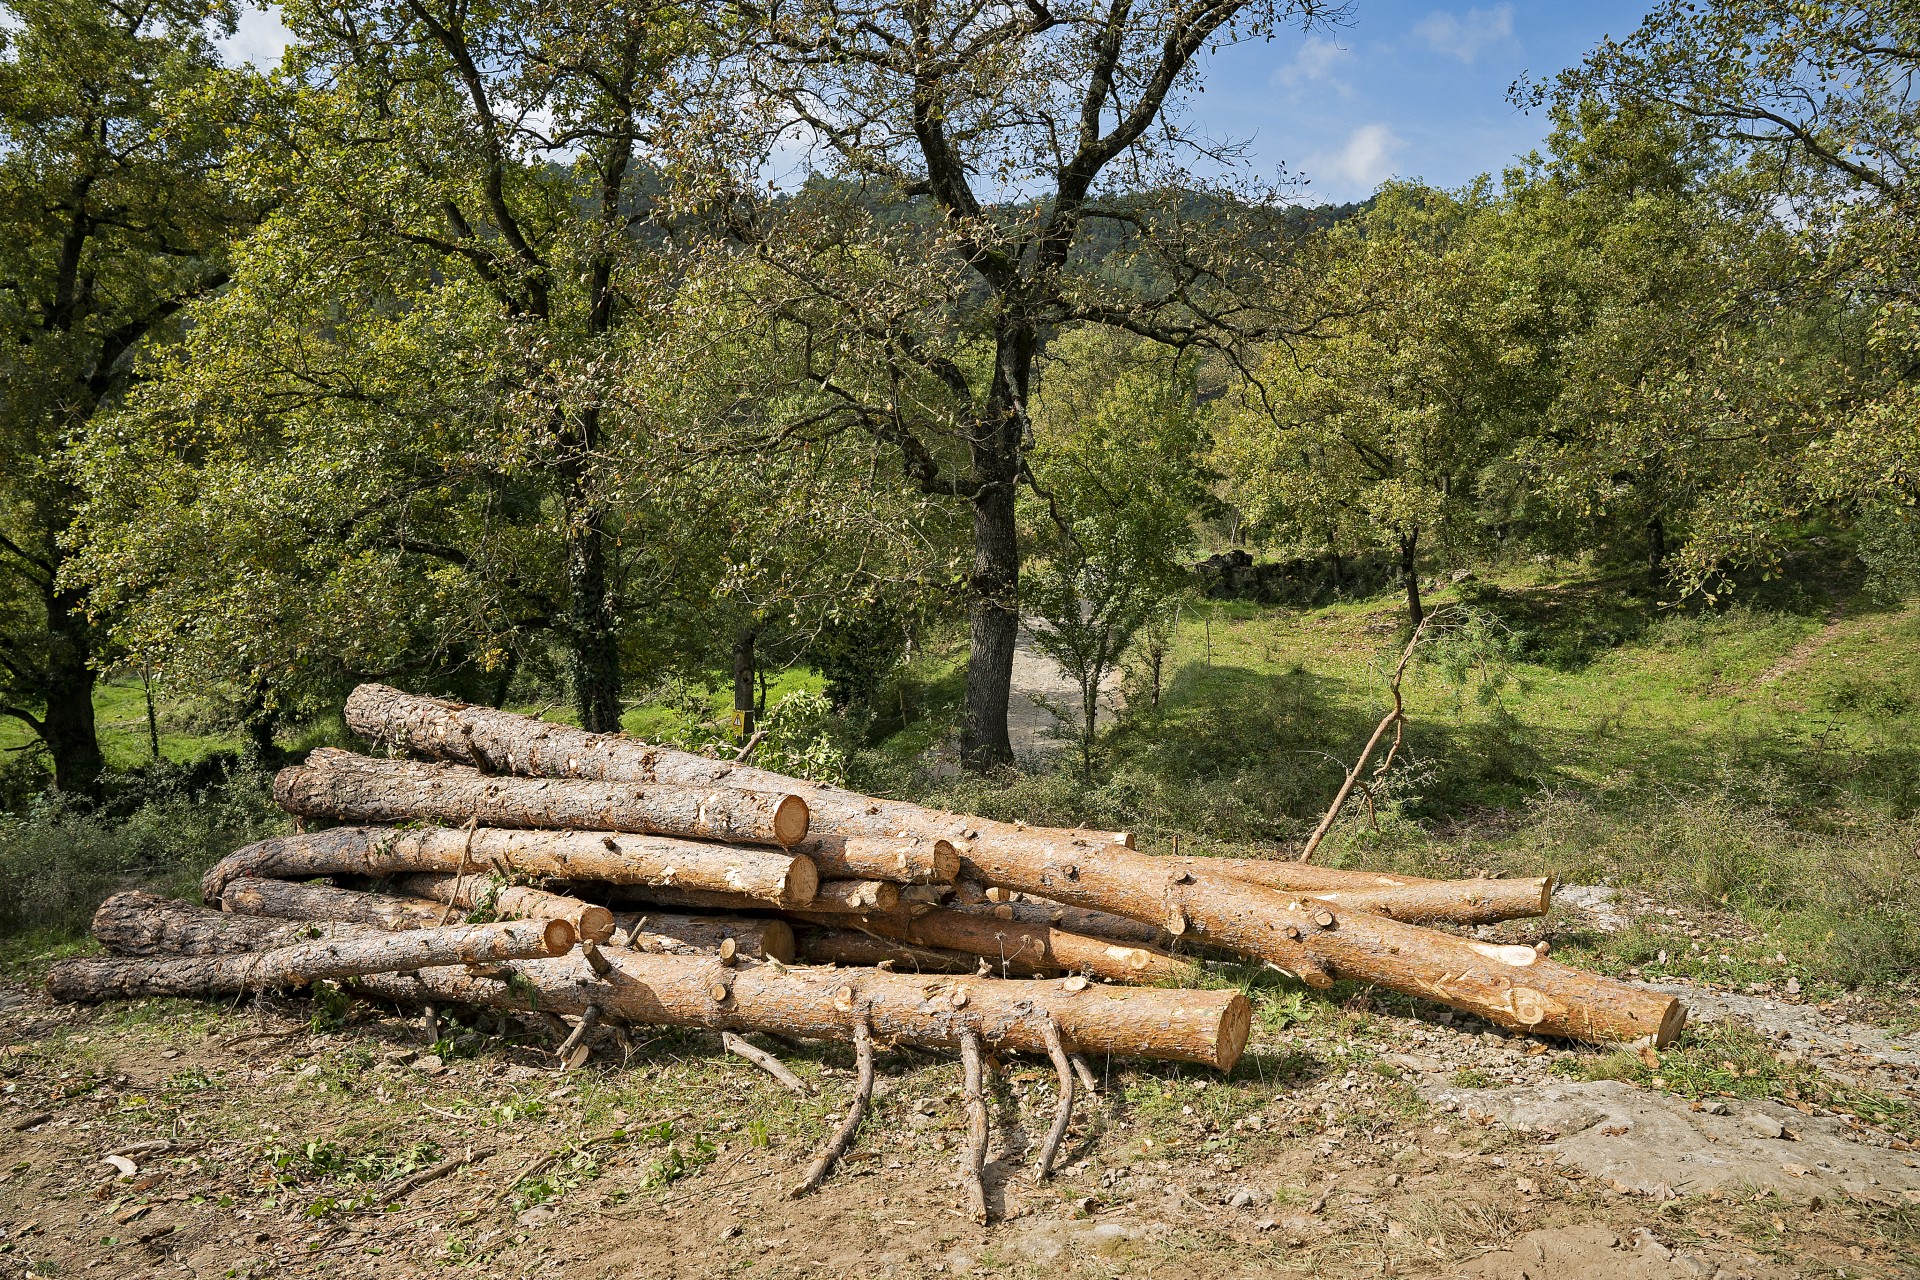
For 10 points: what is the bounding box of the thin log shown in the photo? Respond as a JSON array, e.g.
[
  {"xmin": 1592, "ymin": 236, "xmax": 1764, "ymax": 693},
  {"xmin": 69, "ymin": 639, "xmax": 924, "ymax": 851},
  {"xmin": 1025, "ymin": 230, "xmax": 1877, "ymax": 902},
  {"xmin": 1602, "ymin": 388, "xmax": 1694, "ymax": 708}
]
[
  {"xmin": 90, "ymin": 890, "xmax": 377, "ymax": 956},
  {"xmin": 791, "ymin": 1016, "xmax": 874, "ymax": 1196},
  {"xmin": 222, "ymin": 877, "xmax": 449, "ymax": 931},
  {"xmin": 789, "ymin": 906, "xmax": 1192, "ymax": 986},
  {"xmin": 203, "ymin": 826, "xmax": 815, "ymax": 908},
  {"xmin": 959, "ymin": 1028, "xmax": 989, "ymax": 1224},
  {"xmin": 337, "ymin": 949, "xmax": 1252, "ymax": 1068},
  {"xmin": 276, "ymin": 747, "xmax": 809, "ymax": 846},
  {"xmin": 49, "ymin": 918, "xmax": 576, "ymax": 1002},
  {"xmin": 556, "ymin": 1005, "xmax": 600, "ymax": 1068},
  {"xmin": 722, "ymin": 1031, "xmax": 812, "ymax": 1093},
  {"xmin": 344, "ymin": 686, "xmax": 1676, "ymax": 1043},
  {"xmin": 382, "ymin": 1145, "xmax": 496, "ymax": 1202},
  {"xmin": 799, "ymin": 834, "xmax": 959, "ymax": 885},
  {"xmin": 393, "ymin": 874, "xmax": 615, "ymax": 943},
  {"xmin": 1034, "ymin": 1015, "xmax": 1074, "ymax": 1180},
  {"xmin": 794, "ymin": 929, "xmax": 987, "ymax": 975},
  {"xmin": 611, "ymin": 912, "xmax": 797, "ymax": 964},
  {"xmin": 618, "ymin": 880, "xmax": 897, "ymax": 916},
  {"xmin": 989, "ymin": 874, "xmax": 1551, "ymax": 928}
]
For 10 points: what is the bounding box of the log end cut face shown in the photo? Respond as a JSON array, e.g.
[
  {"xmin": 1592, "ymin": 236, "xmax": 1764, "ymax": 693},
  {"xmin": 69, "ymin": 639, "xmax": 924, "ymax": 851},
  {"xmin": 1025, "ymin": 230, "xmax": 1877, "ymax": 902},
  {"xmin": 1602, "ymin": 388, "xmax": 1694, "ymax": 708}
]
[
  {"xmin": 773, "ymin": 795, "xmax": 811, "ymax": 847},
  {"xmin": 1214, "ymin": 991, "xmax": 1253, "ymax": 1073}
]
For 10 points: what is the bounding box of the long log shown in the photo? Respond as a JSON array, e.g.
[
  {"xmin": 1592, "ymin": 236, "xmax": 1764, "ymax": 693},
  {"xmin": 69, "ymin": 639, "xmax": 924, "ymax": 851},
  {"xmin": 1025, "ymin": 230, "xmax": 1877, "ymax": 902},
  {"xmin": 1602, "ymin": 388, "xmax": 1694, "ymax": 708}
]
[
  {"xmin": 792, "ymin": 906, "xmax": 1193, "ymax": 986},
  {"xmin": 222, "ymin": 876, "xmax": 452, "ymax": 931},
  {"xmin": 90, "ymin": 890, "xmax": 379, "ymax": 956},
  {"xmin": 344, "ymin": 686, "xmax": 1682, "ymax": 1044},
  {"xmin": 793, "ymin": 928, "xmax": 987, "ymax": 975},
  {"xmin": 610, "ymin": 912, "xmax": 796, "ymax": 964},
  {"xmin": 277, "ymin": 747, "xmax": 810, "ymax": 847},
  {"xmin": 614, "ymin": 880, "xmax": 900, "ymax": 916},
  {"xmin": 49, "ymin": 917, "xmax": 577, "ymax": 1002},
  {"xmin": 340, "ymin": 948, "xmax": 1251, "ymax": 1069},
  {"xmin": 985, "ymin": 876, "xmax": 1550, "ymax": 929},
  {"xmin": 392, "ymin": 874, "xmax": 615, "ymax": 943},
  {"xmin": 202, "ymin": 826, "xmax": 815, "ymax": 908}
]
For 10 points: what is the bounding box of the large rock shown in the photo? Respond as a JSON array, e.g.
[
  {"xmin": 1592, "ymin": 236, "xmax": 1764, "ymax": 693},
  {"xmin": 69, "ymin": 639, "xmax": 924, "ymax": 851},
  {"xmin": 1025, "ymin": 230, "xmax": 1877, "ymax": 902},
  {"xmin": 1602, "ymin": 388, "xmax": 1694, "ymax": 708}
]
[{"xmin": 1428, "ymin": 1078, "xmax": 1920, "ymax": 1203}]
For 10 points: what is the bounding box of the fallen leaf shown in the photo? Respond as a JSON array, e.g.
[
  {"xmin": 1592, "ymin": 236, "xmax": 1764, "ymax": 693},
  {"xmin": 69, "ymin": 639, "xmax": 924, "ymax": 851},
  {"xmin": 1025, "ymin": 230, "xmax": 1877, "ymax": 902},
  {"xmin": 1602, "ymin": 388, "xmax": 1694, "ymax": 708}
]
[{"xmin": 103, "ymin": 1155, "xmax": 136, "ymax": 1178}]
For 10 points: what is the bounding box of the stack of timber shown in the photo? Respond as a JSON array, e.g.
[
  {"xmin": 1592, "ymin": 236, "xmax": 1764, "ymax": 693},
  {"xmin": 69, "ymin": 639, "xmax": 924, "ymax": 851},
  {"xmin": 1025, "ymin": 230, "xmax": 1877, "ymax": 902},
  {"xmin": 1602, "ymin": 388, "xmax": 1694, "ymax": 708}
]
[{"xmin": 48, "ymin": 682, "xmax": 1686, "ymax": 1220}]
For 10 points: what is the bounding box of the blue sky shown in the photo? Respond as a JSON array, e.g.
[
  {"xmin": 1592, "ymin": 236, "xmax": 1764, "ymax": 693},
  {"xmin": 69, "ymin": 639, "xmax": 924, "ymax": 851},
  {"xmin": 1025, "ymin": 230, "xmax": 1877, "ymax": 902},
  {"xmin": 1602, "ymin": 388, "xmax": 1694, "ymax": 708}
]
[
  {"xmin": 215, "ymin": 1, "xmax": 1659, "ymax": 203},
  {"xmin": 1193, "ymin": 1, "xmax": 1660, "ymax": 201}
]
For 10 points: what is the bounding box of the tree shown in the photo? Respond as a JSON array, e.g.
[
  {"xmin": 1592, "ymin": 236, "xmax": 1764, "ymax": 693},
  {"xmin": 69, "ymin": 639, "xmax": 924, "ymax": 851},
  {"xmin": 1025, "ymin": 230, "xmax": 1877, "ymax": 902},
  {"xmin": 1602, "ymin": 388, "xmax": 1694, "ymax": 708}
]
[
  {"xmin": 0, "ymin": 0, "xmax": 256, "ymax": 792},
  {"xmin": 1215, "ymin": 184, "xmax": 1529, "ymax": 626},
  {"xmin": 715, "ymin": 0, "xmax": 1335, "ymax": 769},
  {"xmin": 1022, "ymin": 330, "xmax": 1207, "ymax": 776},
  {"xmin": 1547, "ymin": 0, "xmax": 1919, "ymax": 592},
  {"xmin": 71, "ymin": 0, "xmax": 709, "ymax": 732}
]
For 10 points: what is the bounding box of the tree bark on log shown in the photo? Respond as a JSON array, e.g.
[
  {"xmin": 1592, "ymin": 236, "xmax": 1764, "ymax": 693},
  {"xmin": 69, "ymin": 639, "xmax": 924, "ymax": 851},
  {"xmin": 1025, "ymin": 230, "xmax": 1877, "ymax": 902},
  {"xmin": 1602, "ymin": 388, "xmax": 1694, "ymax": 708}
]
[
  {"xmin": 49, "ymin": 917, "xmax": 576, "ymax": 1002},
  {"xmin": 392, "ymin": 874, "xmax": 615, "ymax": 943},
  {"xmin": 615, "ymin": 880, "xmax": 899, "ymax": 916},
  {"xmin": 794, "ymin": 929, "xmax": 993, "ymax": 976},
  {"xmin": 609, "ymin": 912, "xmax": 796, "ymax": 964},
  {"xmin": 990, "ymin": 876, "xmax": 1549, "ymax": 928},
  {"xmin": 203, "ymin": 826, "xmax": 815, "ymax": 908},
  {"xmin": 798, "ymin": 835, "xmax": 958, "ymax": 885},
  {"xmin": 791, "ymin": 907, "xmax": 1192, "ymax": 986},
  {"xmin": 90, "ymin": 890, "xmax": 379, "ymax": 956},
  {"xmin": 339, "ymin": 949, "xmax": 1251, "ymax": 1068},
  {"xmin": 221, "ymin": 877, "xmax": 453, "ymax": 931},
  {"xmin": 277, "ymin": 748, "xmax": 809, "ymax": 846},
  {"xmin": 343, "ymin": 686, "xmax": 1681, "ymax": 1044}
]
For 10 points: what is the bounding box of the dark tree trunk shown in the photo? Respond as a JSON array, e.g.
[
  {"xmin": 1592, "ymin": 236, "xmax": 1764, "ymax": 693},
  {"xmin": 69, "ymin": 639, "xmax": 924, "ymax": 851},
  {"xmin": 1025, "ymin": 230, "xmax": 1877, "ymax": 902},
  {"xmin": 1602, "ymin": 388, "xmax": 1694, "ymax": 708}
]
[
  {"xmin": 41, "ymin": 580, "xmax": 103, "ymax": 796},
  {"xmin": 1647, "ymin": 516, "xmax": 1667, "ymax": 588},
  {"xmin": 489, "ymin": 648, "xmax": 518, "ymax": 709},
  {"xmin": 1398, "ymin": 529, "xmax": 1424, "ymax": 629},
  {"xmin": 958, "ymin": 326, "xmax": 1034, "ymax": 772},
  {"xmin": 239, "ymin": 669, "xmax": 280, "ymax": 768},
  {"xmin": 733, "ymin": 625, "xmax": 758, "ymax": 738},
  {"xmin": 562, "ymin": 399, "xmax": 622, "ymax": 734}
]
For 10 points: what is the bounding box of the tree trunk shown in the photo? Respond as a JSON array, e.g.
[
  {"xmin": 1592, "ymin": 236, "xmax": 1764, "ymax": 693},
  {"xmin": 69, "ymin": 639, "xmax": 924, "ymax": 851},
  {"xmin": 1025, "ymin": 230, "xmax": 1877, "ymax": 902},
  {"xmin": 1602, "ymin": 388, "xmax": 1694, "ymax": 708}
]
[
  {"xmin": 565, "ymin": 504, "xmax": 622, "ymax": 735},
  {"xmin": 41, "ymin": 579, "xmax": 103, "ymax": 795},
  {"xmin": 340, "ymin": 685, "xmax": 1684, "ymax": 1043},
  {"xmin": 960, "ymin": 478, "xmax": 1019, "ymax": 772},
  {"xmin": 793, "ymin": 928, "xmax": 984, "ymax": 975},
  {"xmin": 616, "ymin": 878, "xmax": 899, "ymax": 916},
  {"xmin": 340, "ymin": 946, "xmax": 1250, "ymax": 1068},
  {"xmin": 221, "ymin": 876, "xmax": 453, "ymax": 931},
  {"xmin": 91, "ymin": 890, "xmax": 378, "ymax": 956},
  {"xmin": 733, "ymin": 625, "xmax": 758, "ymax": 739},
  {"xmin": 48, "ymin": 916, "xmax": 576, "ymax": 1002},
  {"xmin": 204, "ymin": 823, "xmax": 816, "ymax": 907},
  {"xmin": 1647, "ymin": 516, "xmax": 1667, "ymax": 588},
  {"xmin": 610, "ymin": 912, "xmax": 795, "ymax": 962},
  {"xmin": 272, "ymin": 749, "xmax": 810, "ymax": 847},
  {"xmin": 393, "ymin": 874, "xmax": 616, "ymax": 942},
  {"xmin": 790, "ymin": 905, "xmax": 1191, "ymax": 985},
  {"xmin": 1398, "ymin": 528, "xmax": 1423, "ymax": 628},
  {"xmin": 1142, "ymin": 859, "xmax": 1552, "ymax": 925}
]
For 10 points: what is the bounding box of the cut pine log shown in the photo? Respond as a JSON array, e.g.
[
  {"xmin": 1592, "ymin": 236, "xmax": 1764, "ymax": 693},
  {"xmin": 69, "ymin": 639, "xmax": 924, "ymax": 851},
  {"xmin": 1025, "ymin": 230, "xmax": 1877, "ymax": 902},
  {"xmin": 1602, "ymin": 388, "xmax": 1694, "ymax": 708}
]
[
  {"xmin": 615, "ymin": 880, "xmax": 899, "ymax": 916},
  {"xmin": 276, "ymin": 747, "xmax": 809, "ymax": 847},
  {"xmin": 341, "ymin": 949, "xmax": 1252, "ymax": 1068},
  {"xmin": 610, "ymin": 912, "xmax": 796, "ymax": 964},
  {"xmin": 90, "ymin": 890, "xmax": 378, "ymax": 956},
  {"xmin": 790, "ymin": 906, "xmax": 1192, "ymax": 986},
  {"xmin": 222, "ymin": 876, "xmax": 451, "ymax": 931},
  {"xmin": 48, "ymin": 916, "xmax": 576, "ymax": 1002},
  {"xmin": 343, "ymin": 685, "xmax": 1682, "ymax": 1044},
  {"xmin": 392, "ymin": 874, "xmax": 616, "ymax": 943},
  {"xmin": 799, "ymin": 834, "xmax": 959, "ymax": 885},
  {"xmin": 794, "ymin": 929, "xmax": 988, "ymax": 975},
  {"xmin": 202, "ymin": 826, "xmax": 815, "ymax": 908}
]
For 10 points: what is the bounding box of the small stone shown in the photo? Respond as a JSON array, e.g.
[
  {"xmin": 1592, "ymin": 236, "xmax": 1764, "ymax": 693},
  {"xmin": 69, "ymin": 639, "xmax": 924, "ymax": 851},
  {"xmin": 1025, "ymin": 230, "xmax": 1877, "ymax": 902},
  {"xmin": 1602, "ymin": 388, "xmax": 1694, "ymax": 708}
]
[
  {"xmin": 719, "ymin": 1224, "xmax": 742, "ymax": 1241},
  {"xmin": 1701, "ymin": 1099, "xmax": 1730, "ymax": 1115},
  {"xmin": 1255, "ymin": 1219, "xmax": 1278, "ymax": 1232},
  {"xmin": 1785, "ymin": 977, "xmax": 1802, "ymax": 995},
  {"xmin": 412, "ymin": 1054, "xmax": 446, "ymax": 1076},
  {"xmin": 1743, "ymin": 1113, "xmax": 1785, "ymax": 1139},
  {"xmin": 1227, "ymin": 1188, "xmax": 1258, "ymax": 1208},
  {"xmin": 515, "ymin": 1206, "xmax": 556, "ymax": 1229}
]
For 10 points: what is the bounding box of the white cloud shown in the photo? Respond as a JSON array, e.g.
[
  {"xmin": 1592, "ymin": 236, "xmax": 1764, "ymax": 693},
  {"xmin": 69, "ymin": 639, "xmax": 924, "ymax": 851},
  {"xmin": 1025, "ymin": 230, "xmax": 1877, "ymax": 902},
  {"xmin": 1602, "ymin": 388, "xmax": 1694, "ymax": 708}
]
[
  {"xmin": 1309, "ymin": 123, "xmax": 1402, "ymax": 197},
  {"xmin": 1412, "ymin": 4, "xmax": 1515, "ymax": 64},
  {"xmin": 215, "ymin": 4, "xmax": 293, "ymax": 69},
  {"xmin": 1271, "ymin": 35, "xmax": 1353, "ymax": 94}
]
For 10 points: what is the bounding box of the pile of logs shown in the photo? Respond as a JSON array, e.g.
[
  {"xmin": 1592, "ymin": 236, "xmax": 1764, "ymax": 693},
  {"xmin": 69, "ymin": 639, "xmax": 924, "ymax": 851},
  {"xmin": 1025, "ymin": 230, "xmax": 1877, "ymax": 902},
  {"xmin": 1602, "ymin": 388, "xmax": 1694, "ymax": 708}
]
[{"xmin": 50, "ymin": 683, "xmax": 1686, "ymax": 1219}]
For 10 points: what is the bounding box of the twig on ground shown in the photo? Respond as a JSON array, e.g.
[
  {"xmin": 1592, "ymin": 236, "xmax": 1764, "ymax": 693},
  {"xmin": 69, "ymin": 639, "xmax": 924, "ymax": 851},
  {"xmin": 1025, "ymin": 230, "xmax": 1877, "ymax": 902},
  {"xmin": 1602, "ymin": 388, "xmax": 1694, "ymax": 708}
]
[
  {"xmin": 1034, "ymin": 1015, "xmax": 1074, "ymax": 1180},
  {"xmin": 959, "ymin": 1027, "xmax": 990, "ymax": 1224},
  {"xmin": 790, "ymin": 1015, "xmax": 874, "ymax": 1196},
  {"xmin": 722, "ymin": 1031, "xmax": 812, "ymax": 1093}
]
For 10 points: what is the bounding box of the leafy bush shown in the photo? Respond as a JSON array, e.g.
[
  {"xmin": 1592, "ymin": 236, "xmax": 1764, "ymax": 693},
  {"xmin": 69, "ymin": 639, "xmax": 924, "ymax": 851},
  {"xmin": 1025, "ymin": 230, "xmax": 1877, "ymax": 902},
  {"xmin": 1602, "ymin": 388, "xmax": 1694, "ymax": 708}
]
[{"xmin": 0, "ymin": 769, "xmax": 286, "ymax": 940}]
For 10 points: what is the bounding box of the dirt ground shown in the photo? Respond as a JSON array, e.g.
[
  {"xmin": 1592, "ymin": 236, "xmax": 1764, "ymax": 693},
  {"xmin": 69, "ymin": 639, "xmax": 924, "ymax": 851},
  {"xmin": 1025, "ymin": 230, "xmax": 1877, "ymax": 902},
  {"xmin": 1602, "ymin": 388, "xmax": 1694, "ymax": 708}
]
[{"xmin": 3, "ymin": 890, "xmax": 1915, "ymax": 1279}]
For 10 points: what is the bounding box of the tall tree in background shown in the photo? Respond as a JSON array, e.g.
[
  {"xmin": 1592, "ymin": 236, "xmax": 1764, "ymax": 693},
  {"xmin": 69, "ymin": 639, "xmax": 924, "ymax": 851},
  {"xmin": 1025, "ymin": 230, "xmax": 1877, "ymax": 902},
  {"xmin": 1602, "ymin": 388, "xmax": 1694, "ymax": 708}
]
[
  {"xmin": 720, "ymin": 0, "xmax": 1334, "ymax": 770},
  {"xmin": 0, "ymin": 0, "xmax": 254, "ymax": 792},
  {"xmin": 1552, "ymin": 0, "xmax": 1919, "ymax": 592},
  {"xmin": 73, "ymin": 0, "xmax": 713, "ymax": 733}
]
